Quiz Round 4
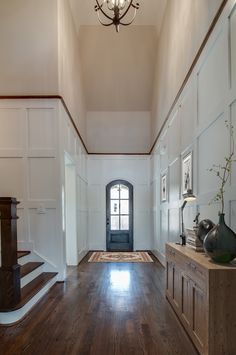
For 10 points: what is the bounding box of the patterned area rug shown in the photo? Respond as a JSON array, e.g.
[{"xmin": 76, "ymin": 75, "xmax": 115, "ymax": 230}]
[{"xmin": 88, "ymin": 251, "xmax": 153, "ymax": 263}]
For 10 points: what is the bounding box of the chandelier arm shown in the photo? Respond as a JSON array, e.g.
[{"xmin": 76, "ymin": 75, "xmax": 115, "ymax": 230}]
[
  {"xmin": 120, "ymin": 8, "xmax": 137, "ymax": 25},
  {"xmin": 95, "ymin": 0, "xmax": 113, "ymax": 21},
  {"xmin": 119, "ymin": 0, "xmax": 133, "ymax": 21},
  {"xmin": 97, "ymin": 11, "xmax": 114, "ymax": 26},
  {"xmin": 120, "ymin": 19, "xmax": 135, "ymax": 26},
  {"xmin": 131, "ymin": 2, "xmax": 140, "ymax": 10},
  {"xmin": 98, "ymin": 20, "xmax": 114, "ymax": 26}
]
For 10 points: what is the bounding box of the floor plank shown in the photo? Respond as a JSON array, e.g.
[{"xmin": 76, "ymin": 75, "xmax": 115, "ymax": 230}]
[{"xmin": 0, "ymin": 254, "xmax": 198, "ymax": 355}]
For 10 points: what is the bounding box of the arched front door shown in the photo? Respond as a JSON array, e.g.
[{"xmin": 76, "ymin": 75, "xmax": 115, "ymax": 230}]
[{"xmin": 106, "ymin": 180, "xmax": 133, "ymax": 251}]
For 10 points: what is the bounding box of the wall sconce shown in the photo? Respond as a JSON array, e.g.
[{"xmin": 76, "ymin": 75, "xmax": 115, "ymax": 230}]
[{"xmin": 180, "ymin": 189, "xmax": 197, "ymax": 246}]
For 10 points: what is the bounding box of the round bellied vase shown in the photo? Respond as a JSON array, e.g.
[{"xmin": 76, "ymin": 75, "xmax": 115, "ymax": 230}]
[{"xmin": 203, "ymin": 213, "xmax": 236, "ymax": 263}]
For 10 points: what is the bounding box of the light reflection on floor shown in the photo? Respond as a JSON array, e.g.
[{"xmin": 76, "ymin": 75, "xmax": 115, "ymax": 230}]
[{"xmin": 109, "ymin": 270, "xmax": 131, "ymax": 291}]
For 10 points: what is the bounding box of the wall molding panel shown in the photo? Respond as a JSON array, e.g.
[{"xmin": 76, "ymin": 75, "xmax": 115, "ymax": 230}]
[
  {"xmin": 151, "ymin": 0, "xmax": 236, "ymax": 263},
  {"xmin": 0, "ymin": 98, "xmax": 88, "ymax": 280},
  {"xmin": 87, "ymin": 155, "xmax": 151, "ymax": 251}
]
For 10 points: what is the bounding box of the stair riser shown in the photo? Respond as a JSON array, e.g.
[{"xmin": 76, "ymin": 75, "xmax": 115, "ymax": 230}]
[
  {"xmin": 18, "ymin": 254, "xmax": 32, "ymax": 266},
  {"xmin": 0, "ymin": 276, "xmax": 57, "ymax": 325},
  {"xmin": 21, "ymin": 266, "xmax": 44, "ymax": 288}
]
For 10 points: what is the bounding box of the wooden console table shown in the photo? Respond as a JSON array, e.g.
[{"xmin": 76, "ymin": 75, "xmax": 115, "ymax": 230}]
[{"xmin": 166, "ymin": 242, "xmax": 236, "ymax": 355}]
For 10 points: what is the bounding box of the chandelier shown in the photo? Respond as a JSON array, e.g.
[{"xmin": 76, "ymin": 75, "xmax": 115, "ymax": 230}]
[{"xmin": 94, "ymin": 0, "xmax": 140, "ymax": 33}]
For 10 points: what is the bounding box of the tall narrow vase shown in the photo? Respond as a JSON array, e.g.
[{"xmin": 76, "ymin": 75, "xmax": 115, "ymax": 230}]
[{"xmin": 203, "ymin": 213, "xmax": 236, "ymax": 263}]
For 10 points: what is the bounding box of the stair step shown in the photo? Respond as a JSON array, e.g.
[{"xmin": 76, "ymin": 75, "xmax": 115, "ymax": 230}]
[
  {"xmin": 0, "ymin": 272, "xmax": 57, "ymax": 312},
  {"xmin": 20, "ymin": 262, "xmax": 44, "ymax": 278},
  {"xmin": 17, "ymin": 251, "xmax": 31, "ymax": 259}
]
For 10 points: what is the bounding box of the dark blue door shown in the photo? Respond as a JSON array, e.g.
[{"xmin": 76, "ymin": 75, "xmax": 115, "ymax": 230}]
[{"xmin": 106, "ymin": 180, "xmax": 133, "ymax": 251}]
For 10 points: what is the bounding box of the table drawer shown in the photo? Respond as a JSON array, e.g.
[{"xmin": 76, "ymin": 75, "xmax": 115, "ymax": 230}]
[{"xmin": 184, "ymin": 258, "xmax": 207, "ymax": 291}]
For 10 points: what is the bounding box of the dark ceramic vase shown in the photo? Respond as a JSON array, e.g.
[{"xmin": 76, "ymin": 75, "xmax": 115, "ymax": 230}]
[
  {"xmin": 203, "ymin": 214, "xmax": 236, "ymax": 263},
  {"xmin": 197, "ymin": 219, "xmax": 215, "ymax": 243}
]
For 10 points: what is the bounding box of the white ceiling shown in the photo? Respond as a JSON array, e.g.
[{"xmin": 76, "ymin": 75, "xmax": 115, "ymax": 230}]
[{"xmin": 69, "ymin": 0, "xmax": 167, "ymax": 112}]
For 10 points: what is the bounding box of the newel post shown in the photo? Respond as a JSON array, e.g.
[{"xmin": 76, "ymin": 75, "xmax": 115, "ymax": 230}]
[{"xmin": 0, "ymin": 197, "xmax": 21, "ymax": 310}]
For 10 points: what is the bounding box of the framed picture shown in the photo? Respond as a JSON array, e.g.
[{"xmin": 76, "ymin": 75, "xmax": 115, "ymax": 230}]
[
  {"xmin": 182, "ymin": 152, "xmax": 192, "ymax": 194},
  {"xmin": 161, "ymin": 174, "xmax": 167, "ymax": 202}
]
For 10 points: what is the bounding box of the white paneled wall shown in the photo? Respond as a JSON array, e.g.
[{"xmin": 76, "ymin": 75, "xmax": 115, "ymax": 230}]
[
  {"xmin": 87, "ymin": 156, "xmax": 151, "ymax": 251},
  {"xmin": 59, "ymin": 102, "xmax": 88, "ymax": 265},
  {"xmin": 0, "ymin": 99, "xmax": 88, "ymax": 280},
  {"xmin": 0, "ymin": 100, "xmax": 60, "ymax": 265},
  {"xmin": 151, "ymin": 0, "xmax": 236, "ymax": 265}
]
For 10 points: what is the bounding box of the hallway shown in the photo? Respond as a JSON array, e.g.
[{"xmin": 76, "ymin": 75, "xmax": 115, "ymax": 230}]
[{"xmin": 0, "ymin": 254, "xmax": 197, "ymax": 355}]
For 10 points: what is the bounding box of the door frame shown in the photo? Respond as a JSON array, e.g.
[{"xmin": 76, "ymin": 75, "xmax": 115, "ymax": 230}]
[{"xmin": 106, "ymin": 179, "xmax": 134, "ymax": 251}]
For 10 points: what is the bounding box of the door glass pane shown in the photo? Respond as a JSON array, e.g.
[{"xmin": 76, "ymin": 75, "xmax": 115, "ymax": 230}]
[
  {"xmin": 111, "ymin": 216, "xmax": 119, "ymax": 230},
  {"xmin": 120, "ymin": 184, "xmax": 129, "ymax": 199},
  {"xmin": 110, "ymin": 200, "xmax": 119, "ymax": 215},
  {"xmin": 120, "ymin": 200, "xmax": 129, "ymax": 215},
  {"xmin": 110, "ymin": 185, "xmax": 119, "ymax": 199},
  {"xmin": 120, "ymin": 216, "xmax": 129, "ymax": 230}
]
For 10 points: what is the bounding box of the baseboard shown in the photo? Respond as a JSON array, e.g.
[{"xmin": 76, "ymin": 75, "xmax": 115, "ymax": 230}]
[
  {"xmin": 134, "ymin": 245, "xmax": 152, "ymax": 251},
  {"xmin": 78, "ymin": 249, "xmax": 89, "ymax": 264},
  {"xmin": 32, "ymin": 250, "xmax": 57, "ymax": 271},
  {"xmin": 152, "ymin": 249, "xmax": 166, "ymax": 267},
  {"xmin": 88, "ymin": 245, "xmax": 106, "ymax": 251}
]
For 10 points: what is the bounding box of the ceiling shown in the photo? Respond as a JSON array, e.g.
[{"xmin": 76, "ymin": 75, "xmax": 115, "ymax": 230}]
[{"xmin": 69, "ymin": 0, "xmax": 167, "ymax": 112}]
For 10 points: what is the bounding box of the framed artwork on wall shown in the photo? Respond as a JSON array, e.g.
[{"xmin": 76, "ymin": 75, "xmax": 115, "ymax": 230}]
[
  {"xmin": 182, "ymin": 152, "xmax": 192, "ymax": 194},
  {"xmin": 161, "ymin": 174, "xmax": 167, "ymax": 202}
]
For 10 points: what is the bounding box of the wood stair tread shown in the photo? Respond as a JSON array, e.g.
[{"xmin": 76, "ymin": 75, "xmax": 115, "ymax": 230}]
[
  {"xmin": 0, "ymin": 272, "xmax": 58, "ymax": 312},
  {"xmin": 20, "ymin": 262, "xmax": 44, "ymax": 278},
  {"xmin": 17, "ymin": 251, "xmax": 31, "ymax": 259}
]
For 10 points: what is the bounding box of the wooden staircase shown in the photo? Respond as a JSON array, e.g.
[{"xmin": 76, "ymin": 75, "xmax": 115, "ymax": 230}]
[
  {"xmin": 0, "ymin": 198, "xmax": 58, "ymax": 324},
  {"xmin": 0, "ymin": 249, "xmax": 58, "ymax": 322},
  {"xmin": 0, "ymin": 251, "xmax": 57, "ymax": 312}
]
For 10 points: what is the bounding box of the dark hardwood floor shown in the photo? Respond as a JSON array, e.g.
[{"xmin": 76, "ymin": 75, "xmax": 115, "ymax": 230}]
[{"xmin": 0, "ymin": 254, "xmax": 198, "ymax": 355}]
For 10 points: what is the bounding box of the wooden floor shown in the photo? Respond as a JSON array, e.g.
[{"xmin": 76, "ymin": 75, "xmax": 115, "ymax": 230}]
[{"xmin": 0, "ymin": 254, "xmax": 198, "ymax": 355}]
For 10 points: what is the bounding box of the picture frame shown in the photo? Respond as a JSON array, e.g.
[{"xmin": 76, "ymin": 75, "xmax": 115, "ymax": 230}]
[
  {"xmin": 161, "ymin": 174, "xmax": 167, "ymax": 202},
  {"xmin": 182, "ymin": 152, "xmax": 192, "ymax": 194}
]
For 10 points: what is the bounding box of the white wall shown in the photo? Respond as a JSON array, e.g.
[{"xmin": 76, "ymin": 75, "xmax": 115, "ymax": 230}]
[
  {"xmin": 0, "ymin": 0, "xmax": 87, "ymax": 145},
  {"xmin": 0, "ymin": 0, "xmax": 58, "ymax": 95},
  {"xmin": 151, "ymin": 0, "xmax": 222, "ymax": 141},
  {"xmin": 58, "ymin": 0, "xmax": 87, "ymax": 141},
  {"xmin": 86, "ymin": 111, "xmax": 151, "ymax": 153},
  {"xmin": 79, "ymin": 25, "xmax": 157, "ymax": 112},
  {"xmin": 151, "ymin": 0, "xmax": 236, "ymax": 265},
  {"xmin": 59, "ymin": 101, "xmax": 88, "ymax": 266},
  {"xmin": 87, "ymin": 155, "xmax": 151, "ymax": 251},
  {"xmin": 0, "ymin": 99, "xmax": 63, "ymax": 273},
  {"xmin": 0, "ymin": 98, "xmax": 88, "ymax": 280}
]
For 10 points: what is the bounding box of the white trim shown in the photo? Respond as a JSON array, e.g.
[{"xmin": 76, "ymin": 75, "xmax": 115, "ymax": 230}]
[
  {"xmin": 152, "ymin": 249, "xmax": 166, "ymax": 267},
  {"xmin": 0, "ymin": 275, "xmax": 57, "ymax": 325}
]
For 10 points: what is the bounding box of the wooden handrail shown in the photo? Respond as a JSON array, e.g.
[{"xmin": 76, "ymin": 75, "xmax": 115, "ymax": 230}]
[{"xmin": 0, "ymin": 197, "xmax": 21, "ymax": 310}]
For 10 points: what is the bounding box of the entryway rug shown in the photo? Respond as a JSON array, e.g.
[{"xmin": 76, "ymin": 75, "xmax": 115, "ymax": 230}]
[{"xmin": 88, "ymin": 251, "xmax": 153, "ymax": 263}]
